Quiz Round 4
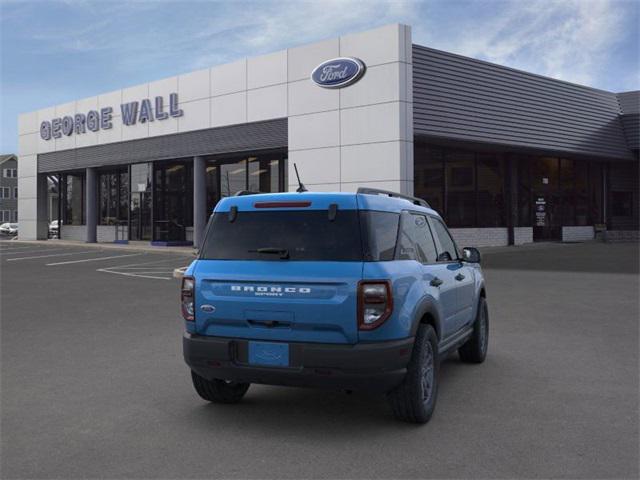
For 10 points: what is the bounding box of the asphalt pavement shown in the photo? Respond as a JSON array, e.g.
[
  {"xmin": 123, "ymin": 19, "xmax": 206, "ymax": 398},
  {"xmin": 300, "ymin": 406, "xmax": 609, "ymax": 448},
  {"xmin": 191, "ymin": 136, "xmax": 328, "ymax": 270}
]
[{"xmin": 1, "ymin": 240, "xmax": 638, "ymax": 479}]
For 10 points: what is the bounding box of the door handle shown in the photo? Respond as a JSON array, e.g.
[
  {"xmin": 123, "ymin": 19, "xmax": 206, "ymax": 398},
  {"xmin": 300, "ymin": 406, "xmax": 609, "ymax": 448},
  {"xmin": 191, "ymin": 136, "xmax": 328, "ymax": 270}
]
[
  {"xmin": 455, "ymin": 273, "xmax": 465, "ymax": 281},
  {"xmin": 430, "ymin": 277, "xmax": 443, "ymax": 287}
]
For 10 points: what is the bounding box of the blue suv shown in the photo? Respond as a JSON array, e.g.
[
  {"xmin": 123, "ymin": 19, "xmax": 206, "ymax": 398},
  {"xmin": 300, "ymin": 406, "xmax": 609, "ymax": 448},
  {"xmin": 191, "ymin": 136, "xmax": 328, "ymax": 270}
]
[{"xmin": 182, "ymin": 188, "xmax": 488, "ymax": 423}]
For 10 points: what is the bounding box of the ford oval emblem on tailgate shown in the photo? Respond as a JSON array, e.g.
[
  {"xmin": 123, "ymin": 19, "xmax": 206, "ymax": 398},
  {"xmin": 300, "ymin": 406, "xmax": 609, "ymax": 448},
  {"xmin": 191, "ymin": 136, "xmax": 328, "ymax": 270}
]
[
  {"xmin": 311, "ymin": 57, "xmax": 366, "ymax": 89},
  {"xmin": 200, "ymin": 304, "xmax": 215, "ymax": 313}
]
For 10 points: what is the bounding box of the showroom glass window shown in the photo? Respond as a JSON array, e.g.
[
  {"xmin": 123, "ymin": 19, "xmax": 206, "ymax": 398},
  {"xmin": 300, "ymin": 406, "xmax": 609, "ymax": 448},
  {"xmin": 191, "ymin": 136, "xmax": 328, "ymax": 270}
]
[
  {"xmin": 414, "ymin": 144, "xmax": 444, "ymax": 214},
  {"xmin": 154, "ymin": 161, "xmax": 193, "ymax": 242},
  {"xmin": 477, "ymin": 153, "xmax": 505, "ymax": 227},
  {"xmin": 445, "ymin": 151, "xmax": 476, "ymax": 227},
  {"xmin": 206, "ymin": 152, "xmax": 286, "ymax": 211},
  {"xmin": 413, "ymin": 143, "xmax": 506, "ymax": 228},
  {"xmin": 98, "ymin": 169, "xmax": 128, "ymax": 225},
  {"xmin": 62, "ymin": 173, "xmax": 85, "ymax": 225}
]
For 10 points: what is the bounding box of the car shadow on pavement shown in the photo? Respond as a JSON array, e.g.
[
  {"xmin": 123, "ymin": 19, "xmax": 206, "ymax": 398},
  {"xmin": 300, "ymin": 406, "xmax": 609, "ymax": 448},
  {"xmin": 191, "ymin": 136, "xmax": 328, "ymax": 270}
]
[{"xmin": 181, "ymin": 354, "xmax": 471, "ymax": 433}]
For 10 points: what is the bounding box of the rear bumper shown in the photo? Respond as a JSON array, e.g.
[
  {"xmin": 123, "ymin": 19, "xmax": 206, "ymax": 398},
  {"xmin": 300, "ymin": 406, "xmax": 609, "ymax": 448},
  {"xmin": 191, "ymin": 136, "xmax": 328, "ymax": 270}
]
[{"xmin": 183, "ymin": 333, "xmax": 414, "ymax": 393}]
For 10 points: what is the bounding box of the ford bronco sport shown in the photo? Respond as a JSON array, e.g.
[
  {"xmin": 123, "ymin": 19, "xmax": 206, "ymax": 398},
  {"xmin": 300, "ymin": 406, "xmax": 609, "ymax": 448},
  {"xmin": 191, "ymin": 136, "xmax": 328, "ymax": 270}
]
[{"xmin": 182, "ymin": 188, "xmax": 488, "ymax": 423}]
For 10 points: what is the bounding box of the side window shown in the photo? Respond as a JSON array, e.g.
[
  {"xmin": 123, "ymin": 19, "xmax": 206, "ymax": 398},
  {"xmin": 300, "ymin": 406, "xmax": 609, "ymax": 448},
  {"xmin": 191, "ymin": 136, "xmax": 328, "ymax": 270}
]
[
  {"xmin": 396, "ymin": 212, "xmax": 438, "ymax": 263},
  {"xmin": 360, "ymin": 211, "xmax": 400, "ymax": 261},
  {"xmin": 429, "ymin": 217, "xmax": 459, "ymax": 262}
]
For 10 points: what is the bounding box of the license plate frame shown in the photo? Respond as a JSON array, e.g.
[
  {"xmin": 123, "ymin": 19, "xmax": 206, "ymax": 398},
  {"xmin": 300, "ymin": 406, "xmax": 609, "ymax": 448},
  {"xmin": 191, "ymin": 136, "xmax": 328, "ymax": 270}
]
[{"xmin": 248, "ymin": 341, "xmax": 290, "ymax": 367}]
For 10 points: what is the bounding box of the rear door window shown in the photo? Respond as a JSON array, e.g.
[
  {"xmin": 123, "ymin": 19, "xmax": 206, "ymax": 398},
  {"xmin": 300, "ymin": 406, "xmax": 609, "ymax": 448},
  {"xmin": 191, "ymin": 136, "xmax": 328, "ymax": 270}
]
[
  {"xmin": 201, "ymin": 210, "xmax": 363, "ymax": 261},
  {"xmin": 396, "ymin": 212, "xmax": 438, "ymax": 263},
  {"xmin": 428, "ymin": 216, "xmax": 459, "ymax": 262}
]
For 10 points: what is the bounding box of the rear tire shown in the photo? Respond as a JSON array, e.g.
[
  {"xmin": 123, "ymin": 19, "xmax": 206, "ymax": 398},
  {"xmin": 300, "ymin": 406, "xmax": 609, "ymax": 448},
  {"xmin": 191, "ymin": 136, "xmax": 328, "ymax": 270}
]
[
  {"xmin": 190, "ymin": 371, "xmax": 250, "ymax": 404},
  {"xmin": 387, "ymin": 324, "xmax": 439, "ymax": 424},
  {"xmin": 458, "ymin": 297, "xmax": 489, "ymax": 363}
]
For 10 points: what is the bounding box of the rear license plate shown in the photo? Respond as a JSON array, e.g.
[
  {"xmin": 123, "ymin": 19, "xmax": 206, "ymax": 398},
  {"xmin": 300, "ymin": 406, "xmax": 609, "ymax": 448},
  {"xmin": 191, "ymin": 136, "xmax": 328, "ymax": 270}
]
[{"xmin": 248, "ymin": 341, "xmax": 289, "ymax": 367}]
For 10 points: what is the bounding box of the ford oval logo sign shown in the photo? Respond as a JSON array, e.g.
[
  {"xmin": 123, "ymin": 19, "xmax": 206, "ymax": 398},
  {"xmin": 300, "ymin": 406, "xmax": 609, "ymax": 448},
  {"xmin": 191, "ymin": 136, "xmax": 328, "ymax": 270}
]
[{"xmin": 311, "ymin": 57, "xmax": 366, "ymax": 89}]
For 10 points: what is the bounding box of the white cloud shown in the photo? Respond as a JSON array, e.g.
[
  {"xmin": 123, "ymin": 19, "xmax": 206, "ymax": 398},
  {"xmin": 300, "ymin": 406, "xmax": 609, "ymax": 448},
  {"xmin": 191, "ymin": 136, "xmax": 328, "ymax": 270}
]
[{"xmin": 414, "ymin": 0, "xmax": 636, "ymax": 89}]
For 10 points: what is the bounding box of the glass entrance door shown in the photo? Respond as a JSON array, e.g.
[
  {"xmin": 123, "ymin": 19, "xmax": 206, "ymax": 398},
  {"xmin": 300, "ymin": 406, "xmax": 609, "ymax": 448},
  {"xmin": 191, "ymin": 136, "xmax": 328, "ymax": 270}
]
[
  {"xmin": 532, "ymin": 157, "xmax": 561, "ymax": 241},
  {"xmin": 130, "ymin": 192, "xmax": 152, "ymax": 241},
  {"xmin": 129, "ymin": 163, "xmax": 152, "ymax": 241}
]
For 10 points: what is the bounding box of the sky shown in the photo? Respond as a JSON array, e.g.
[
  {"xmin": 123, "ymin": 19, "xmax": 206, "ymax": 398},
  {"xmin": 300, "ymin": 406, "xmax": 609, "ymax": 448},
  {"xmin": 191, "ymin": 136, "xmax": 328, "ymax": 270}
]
[{"xmin": 1, "ymin": 0, "xmax": 638, "ymax": 153}]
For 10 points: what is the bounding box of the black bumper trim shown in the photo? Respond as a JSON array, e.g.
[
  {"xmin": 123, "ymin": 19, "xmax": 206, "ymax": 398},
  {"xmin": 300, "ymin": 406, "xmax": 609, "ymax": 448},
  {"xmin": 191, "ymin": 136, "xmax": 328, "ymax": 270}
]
[{"xmin": 183, "ymin": 333, "xmax": 414, "ymax": 393}]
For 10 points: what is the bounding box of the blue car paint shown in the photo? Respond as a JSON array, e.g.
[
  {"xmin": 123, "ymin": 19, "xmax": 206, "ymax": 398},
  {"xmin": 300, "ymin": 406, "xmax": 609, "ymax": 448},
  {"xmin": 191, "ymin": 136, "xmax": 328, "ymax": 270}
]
[
  {"xmin": 186, "ymin": 191, "xmax": 484, "ymax": 348},
  {"xmin": 192, "ymin": 260, "xmax": 362, "ymax": 344}
]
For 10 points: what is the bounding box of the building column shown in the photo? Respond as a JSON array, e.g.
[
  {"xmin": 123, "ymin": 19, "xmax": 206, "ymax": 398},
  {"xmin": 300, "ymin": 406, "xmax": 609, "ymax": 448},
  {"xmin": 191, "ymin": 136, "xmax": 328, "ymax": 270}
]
[
  {"xmin": 36, "ymin": 174, "xmax": 49, "ymax": 239},
  {"xmin": 193, "ymin": 156, "xmax": 207, "ymax": 249},
  {"xmin": 506, "ymin": 157, "xmax": 518, "ymax": 245},
  {"xmin": 85, "ymin": 167, "xmax": 97, "ymax": 243}
]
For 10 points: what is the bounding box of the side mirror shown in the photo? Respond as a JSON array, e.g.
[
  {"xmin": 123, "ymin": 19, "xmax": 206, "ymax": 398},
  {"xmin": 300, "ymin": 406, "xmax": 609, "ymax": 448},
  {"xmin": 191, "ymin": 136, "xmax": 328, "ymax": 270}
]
[{"xmin": 462, "ymin": 247, "xmax": 481, "ymax": 264}]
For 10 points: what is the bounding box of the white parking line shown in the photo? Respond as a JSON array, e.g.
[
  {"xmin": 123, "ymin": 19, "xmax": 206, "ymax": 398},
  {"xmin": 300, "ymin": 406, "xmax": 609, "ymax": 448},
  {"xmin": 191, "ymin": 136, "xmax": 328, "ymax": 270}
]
[
  {"xmin": 6, "ymin": 250, "xmax": 99, "ymax": 262},
  {"xmin": 1, "ymin": 248, "xmax": 70, "ymax": 256},
  {"xmin": 46, "ymin": 253, "xmax": 143, "ymax": 266},
  {"xmin": 97, "ymin": 257, "xmax": 187, "ymax": 280},
  {"xmin": 0, "ymin": 246, "xmax": 48, "ymax": 253},
  {"xmin": 97, "ymin": 270, "xmax": 172, "ymax": 280}
]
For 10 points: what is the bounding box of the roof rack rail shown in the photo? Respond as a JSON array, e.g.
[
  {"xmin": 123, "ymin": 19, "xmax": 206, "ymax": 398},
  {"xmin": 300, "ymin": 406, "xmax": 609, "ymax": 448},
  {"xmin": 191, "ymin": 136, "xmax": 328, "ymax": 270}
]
[
  {"xmin": 357, "ymin": 187, "xmax": 430, "ymax": 208},
  {"xmin": 234, "ymin": 190, "xmax": 261, "ymax": 196}
]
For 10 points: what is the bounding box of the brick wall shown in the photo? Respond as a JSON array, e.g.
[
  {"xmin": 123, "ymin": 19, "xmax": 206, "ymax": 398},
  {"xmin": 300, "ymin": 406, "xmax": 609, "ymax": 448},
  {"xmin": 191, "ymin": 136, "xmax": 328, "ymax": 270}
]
[
  {"xmin": 60, "ymin": 225, "xmax": 86, "ymax": 241},
  {"xmin": 514, "ymin": 227, "xmax": 533, "ymax": 245},
  {"xmin": 562, "ymin": 226, "xmax": 594, "ymax": 242},
  {"xmin": 450, "ymin": 228, "xmax": 509, "ymax": 247},
  {"xmin": 604, "ymin": 230, "xmax": 640, "ymax": 242},
  {"xmin": 96, "ymin": 225, "xmax": 129, "ymax": 242}
]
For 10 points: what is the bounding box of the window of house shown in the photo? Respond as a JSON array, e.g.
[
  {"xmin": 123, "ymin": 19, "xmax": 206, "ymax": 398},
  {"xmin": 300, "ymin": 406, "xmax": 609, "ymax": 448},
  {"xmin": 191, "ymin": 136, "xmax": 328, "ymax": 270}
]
[
  {"xmin": 1, "ymin": 187, "xmax": 9, "ymax": 199},
  {"xmin": 12, "ymin": 211, "xmax": 18, "ymax": 222},
  {"xmin": 13, "ymin": 187, "xmax": 18, "ymax": 199},
  {"xmin": 3, "ymin": 169, "xmax": 16, "ymax": 178},
  {"xmin": 1, "ymin": 210, "xmax": 9, "ymax": 222}
]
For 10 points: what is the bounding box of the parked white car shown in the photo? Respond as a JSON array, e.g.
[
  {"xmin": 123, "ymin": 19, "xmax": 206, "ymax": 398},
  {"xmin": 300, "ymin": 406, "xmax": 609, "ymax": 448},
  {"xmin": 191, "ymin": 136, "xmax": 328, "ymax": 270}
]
[
  {"xmin": 49, "ymin": 220, "xmax": 60, "ymax": 238},
  {"xmin": 0, "ymin": 223, "xmax": 18, "ymax": 236}
]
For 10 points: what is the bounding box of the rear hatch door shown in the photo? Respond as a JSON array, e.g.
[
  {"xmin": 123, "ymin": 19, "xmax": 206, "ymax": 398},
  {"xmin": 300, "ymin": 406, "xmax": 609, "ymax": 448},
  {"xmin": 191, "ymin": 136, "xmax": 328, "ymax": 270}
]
[{"xmin": 194, "ymin": 194, "xmax": 363, "ymax": 344}]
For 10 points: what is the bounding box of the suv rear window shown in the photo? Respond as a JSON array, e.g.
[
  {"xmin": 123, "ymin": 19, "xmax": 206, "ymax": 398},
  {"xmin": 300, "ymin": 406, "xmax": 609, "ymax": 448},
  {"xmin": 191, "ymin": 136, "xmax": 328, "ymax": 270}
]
[
  {"xmin": 200, "ymin": 209, "xmax": 401, "ymax": 262},
  {"xmin": 201, "ymin": 210, "xmax": 363, "ymax": 261}
]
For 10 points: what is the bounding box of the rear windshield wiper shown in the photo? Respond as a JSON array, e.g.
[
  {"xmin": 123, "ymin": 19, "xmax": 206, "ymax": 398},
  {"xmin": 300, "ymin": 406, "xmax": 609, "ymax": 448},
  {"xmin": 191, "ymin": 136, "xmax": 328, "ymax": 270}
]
[{"xmin": 248, "ymin": 247, "xmax": 290, "ymax": 259}]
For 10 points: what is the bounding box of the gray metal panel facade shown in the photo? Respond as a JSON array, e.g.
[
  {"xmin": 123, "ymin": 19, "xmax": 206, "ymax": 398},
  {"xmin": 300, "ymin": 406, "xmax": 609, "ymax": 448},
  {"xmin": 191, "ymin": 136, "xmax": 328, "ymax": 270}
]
[
  {"xmin": 617, "ymin": 91, "xmax": 640, "ymax": 114},
  {"xmin": 619, "ymin": 114, "xmax": 639, "ymax": 151},
  {"xmin": 616, "ymin": 91, "xmax": 639, "ymax": 151},
  {"xmin": 37, "ymin": 119, "xmax": 287, "ymax": 173},
  {"xmin": 412, "ymin": 44, "xmax": 633, "ymax": 160}
]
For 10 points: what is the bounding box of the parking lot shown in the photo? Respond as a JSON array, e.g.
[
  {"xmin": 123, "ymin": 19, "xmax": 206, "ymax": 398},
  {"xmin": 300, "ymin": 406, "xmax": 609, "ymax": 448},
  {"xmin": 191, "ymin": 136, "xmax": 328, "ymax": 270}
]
[{"xmin": 1, "ymin": 240, "xmax": 638, "ymax": 479}]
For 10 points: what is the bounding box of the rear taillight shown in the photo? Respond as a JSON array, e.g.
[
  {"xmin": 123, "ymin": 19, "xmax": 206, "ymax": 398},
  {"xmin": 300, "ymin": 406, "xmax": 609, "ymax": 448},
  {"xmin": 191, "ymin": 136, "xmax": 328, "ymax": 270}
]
[
  {"xmin": 181, "ymin": 276, "xmax": 195, "ymax": 321},
  {"xmin": 358, "ymin": 281, "xmax": 393, "ymax": 330}
]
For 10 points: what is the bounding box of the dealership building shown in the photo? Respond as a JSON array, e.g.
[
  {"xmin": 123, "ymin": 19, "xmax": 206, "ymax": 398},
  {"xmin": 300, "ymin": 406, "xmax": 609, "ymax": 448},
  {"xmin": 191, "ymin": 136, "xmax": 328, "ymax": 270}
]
[{"xmin": 17, "ymin": 24, "xmax": 639, "ymax": 247}]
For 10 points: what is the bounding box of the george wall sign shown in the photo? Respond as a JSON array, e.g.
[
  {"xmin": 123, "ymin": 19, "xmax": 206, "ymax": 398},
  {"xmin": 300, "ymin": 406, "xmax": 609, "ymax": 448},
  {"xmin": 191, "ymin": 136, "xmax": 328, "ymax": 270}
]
[
  {"xmin": 40, "ymin": 93, "xmax": 184, "ymax": 140},
  {"xmin": 311, "ymin": 57, "xmax": 366, "ymax": 89}
]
